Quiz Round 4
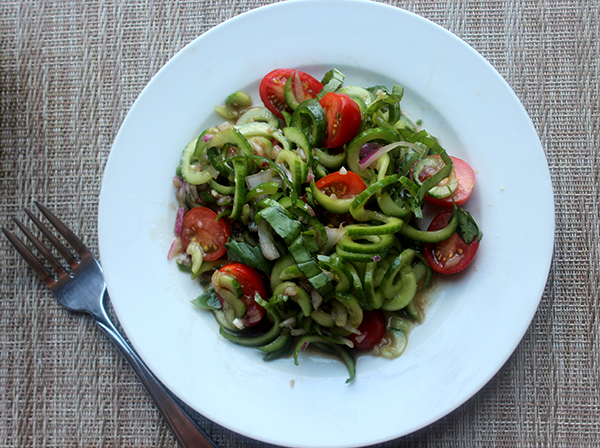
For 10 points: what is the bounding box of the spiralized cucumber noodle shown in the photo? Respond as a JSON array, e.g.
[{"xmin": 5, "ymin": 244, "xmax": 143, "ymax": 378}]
[{"xmin": 169, "ymin": 68, "xmax": 482, "ymax": 382}]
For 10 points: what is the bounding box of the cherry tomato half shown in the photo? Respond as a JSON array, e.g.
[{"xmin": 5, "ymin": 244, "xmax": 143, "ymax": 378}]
[
  {"xmin": 180, "ymin": 207, "xmax": 230, "ymax": 261},
  {"xmin": 423, "ymin": 209, "xmax": 479, "ymax": 274},
  {"xmin": 348, "ymin": 310, "xmax": 386, "ymax": 351},
  {"xmin": 315, "ymin": 170, "xmax": 367, "ymax": 200},
  {"xmin": 318, "ymin": 93, "xmax": 362, "ymax": 149},
  {"xmin": 412, "ymin": 155, "xmax": 475, "ymax": 207},
  {"xmin": 259, "ymin": 68, "xmax": 323, "ymax": 119},
  {"xmin": 218, "ymin": 263, "xmax": 268, "ymax": 326}
]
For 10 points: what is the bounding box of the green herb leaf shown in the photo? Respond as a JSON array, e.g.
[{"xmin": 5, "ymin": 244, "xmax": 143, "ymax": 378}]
[
  {"xmin": 289, "ymin": 235, "xmax": 333, "ymax": 296},
  {"xmin": 225, "ymin": 240, "xmax": 271, "ymax": 274},
  {"xmin": 257, "ymin": 206, "xmax": 302, "ymax": 245},
  {"xmin": 318, "ymin": 69, "xmax": 346, "ymax": 99},
  {"xmin": 455, "ymin": 208, "xmax": 484, "ymax": 244},
  {"xmin": 191, "ymin": 289, "xmax": 222, "ymax": 310}
]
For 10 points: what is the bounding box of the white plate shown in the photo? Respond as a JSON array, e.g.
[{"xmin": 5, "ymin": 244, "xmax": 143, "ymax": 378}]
[{"xmin": 98, "ymin": 1, "xmax": 554, "ymax": 447}]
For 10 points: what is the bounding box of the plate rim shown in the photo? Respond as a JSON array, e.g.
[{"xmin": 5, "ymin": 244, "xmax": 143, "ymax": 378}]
[{"xmin": 98, "ymin": 1, "xmax": 555, "ymax": 446}]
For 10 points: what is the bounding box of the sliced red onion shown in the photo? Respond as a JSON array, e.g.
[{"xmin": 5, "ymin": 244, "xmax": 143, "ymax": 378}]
[
  {"xmin": 342, "ymin": 324, "xmax": 361, "ymax": 335},
  {"xmin": 176, "ymin": 180, "xmax": 187, "ymax": 207},
  {"xmin": 244, "ymin": 312, "xmax": 262, "ymax": 327},
  {"xmin": 338, "ymin": 336, "xmax": 355, "ymax": 348},
  {"xmin": 272, "ymin": 144, "xmax": 282, "ymax": 159},
  {"xmin": 216, "ymin": 122, "xmax": 232, "ymax": 132},
  {"xmin": 167, "ymin": 237, "xmax": 183, "ymax": 260},
  {"xmin": 258, "ymin": 221, "xmax": 280, "ymax": 260},
  {"xmin": 359, "ymin": 142, "xmax": 380, "ymax": 158},
  {"xmin": 201, "ymin": 133, "xmax": 213, "ymax": 142},
  {"xmin": 283, "ymin": 284, "xmax": 299, "ymax": 296},
  {"xmin": 372, "ymin": 255, "xmax": 381, "ymax": 262},
  {"xmin": 322, "ymin": 226, "xmax": 347, "ymax": 254},
  {"xmin": 174, "ymin": 207, "xmax": 185, "ymax": 235},
  {"xmin": 280, "ymin": 317, "xmax": 297, "ymax": 329},
  {"xmin": 300, "ymin": 341, "xmax": 309, "ymax": 351},
  {"xmin": 359, "ymin": 142, "xmax": 404, "ymax": 170},
  {"xmin": 245, "ymin": 169, "xmax": 274, "ymax": 190},
  {"xmin": 293, "ymin": 70, "xmax": 305, "ymax": 103},
  {"xmin": 278, "ymin": 163, "xmax": 293, "ymax": 182},
  {"xmin": 208, "ymin": 164, "xmax": 219, "ymax": 179},
  {"xmin": 173, "ymin": 176, "xmax": 183, "ymax": 188},
  {"xmin": 311, "ymin": 289, "xmax": 323, "ymax": 311},
  {"xmin": 186, "ymin": 183, "xmax": 200, "ymax": 203},
  {"xmin": 306, "ymin": 172, "xmax": 315, "ymax": 183}
]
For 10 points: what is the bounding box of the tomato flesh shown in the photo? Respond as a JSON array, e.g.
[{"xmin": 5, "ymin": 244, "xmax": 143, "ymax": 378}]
[
  {"xmin": 315, "ymin": 170, "xmax": 367, "ymax": 199},
  {"xmin": 180, "ymin": 207, "xmax": 230, "ymax": 261},
  {"xmin": 218, "ymin": 263, "xmax": 268, "ymax": 326},
  {"xmin": 318, "ymin": 93, "xmax": 362, "ymax": 149},
  {"xmin": 423, "ymin": 209, "xmax": 479, "ymax": 274},
  {"xmin": 259, "ymin": 68, "xmax": 323, "ymax": 119},
  {"xmin": 413, "ymin": 156, "xmax": 475, "ymax": 207},
  {"xmin": 348, "ymin": 310, "xmax": 386, "ymax": 351}
]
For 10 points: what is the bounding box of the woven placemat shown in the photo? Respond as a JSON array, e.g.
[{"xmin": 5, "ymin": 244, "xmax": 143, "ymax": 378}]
[{"xmin": 1, "ymin": 0, "xmax": 598, "ymax": 447}]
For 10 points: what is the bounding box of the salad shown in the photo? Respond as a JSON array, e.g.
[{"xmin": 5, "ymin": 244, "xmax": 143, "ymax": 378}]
[{"xmin": 168, "ymin": 68, "xmax": 483, "ymax": 382}]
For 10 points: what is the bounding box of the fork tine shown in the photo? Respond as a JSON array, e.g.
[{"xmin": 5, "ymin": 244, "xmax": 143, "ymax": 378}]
[
  {"xmin": 34, "ymin": 201, "xmax": 88, "ymax": 256},
  {"xmin": 13, "ymin": 217, "xmax": 69, "ymax": 277},
  {"xmin": 25, "ymin": 208, "xmax": 78, "ymax": 268},
  {"xmin": 2, "ymin": 227, "xmax": 57, "ymax": 287}
]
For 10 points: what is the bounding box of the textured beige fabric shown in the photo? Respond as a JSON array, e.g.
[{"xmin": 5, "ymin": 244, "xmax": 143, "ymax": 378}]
[{"xmin": 1, "ymin": 0, "xmax": 598, "ymax": 447}]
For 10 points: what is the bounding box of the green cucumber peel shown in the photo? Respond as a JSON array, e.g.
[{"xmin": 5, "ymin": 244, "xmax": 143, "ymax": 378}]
[
  {"xmin": 290, "ymin": 99, "xmax": 326, "ymax": 147},
  {"xmin": 219, "ymin": 308, "xmax": 281, "ymax": 347},
  {"xmin": 293, "ymin": 335, "xmax": 356, "ymax": 383},
  {"xmin": 244, "ymin": 181, "xmax": 280, "ymax": 202},
  {"xmin": 397, "ymin": 212, "xmax": 459, "ymax": 243},
  {"xmin": 313, "ymin": 147, "xmax": 346, "ymax": 170},
  {"xmin": 237, "ymin": 122, "xmax": 290, "ymax": 152},
  {"xmin": 316, "ymin": 255, "xmax": 354, "ymax": 293},
  {"xmin": 229, "ymin": 159, "xmax": 246, "ymax": 219},
  {"xmin": 257, "ymin": 333, "xmax": 291, "ymax": 353},
  {"xmin": 272, "ymin": 281, "xmax": 312, "ymax": 317},
  {"xmin": 180, "ymin": 138, "xmax": 214, "ymax": 185},
  {"xmin": 224, "ymin": 154, "xmax": 298, "ymax": 201},
  {"xmin": 310, "ymin": 179, "xmax": 354, "ymax": 214},
  {"xmin": 284, "ymin": 75, "xmax": 300, "ymax": 111},
  {"xmin": 381, "ymin": 266, "xmax": 417, "ymax": 311},
  {"xmin": 236, "ymin": 107, "xmax": 279, "ymax": 128},
  {"xmin": 346, "ymin": 127, "xmax": 399, "ymax": 179},
  {"xmin": 283, "ymin": 126, "xmax": 313, "ymax": 167}
]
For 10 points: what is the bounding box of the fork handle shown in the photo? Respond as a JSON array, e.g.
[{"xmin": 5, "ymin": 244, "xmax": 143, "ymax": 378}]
[{"xmin": 94, "ymin": 315, "xmax": 220, "ymax": 448}]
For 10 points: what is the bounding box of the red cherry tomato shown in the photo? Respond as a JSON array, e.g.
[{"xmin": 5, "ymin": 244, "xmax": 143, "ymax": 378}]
[
  {"xmin": 423, "ymin": 209, "xmax": 479, "ymax": 274},
  {"xmin": 348, "ymin": 310, "xmax": 386, "ymax": 351},
  {"xmin": 259, "ymin": 68, "xmax": 323, "ymax": 119},
  {"xmin": 180, "ymin": 207, "xmax": 230, "ymax": 261},
  {"xmin": 412, "ymin": 155, "xmax": 475, "ymax": 207},
  {"xmin": 218, "ymin": 263, "xmax": 268, "ymax": 326},
  {"xmin": 318, "ymin": 93, "xmax": 362, "ymax": 149},
  {"xmin": 315, "ymin": 170, "xmax": 367, "ymax": 199}
]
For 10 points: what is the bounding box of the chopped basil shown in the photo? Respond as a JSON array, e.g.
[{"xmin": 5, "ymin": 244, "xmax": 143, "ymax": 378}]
[
  {"xmin": 455, "ymin": 208, "xmax": 484, "ymax": 245},
  {"xmin": 257, "ymin": 206, "xmax": 302, "ymax": 245},
  {"xmin": 191, "ymin": 289, "xmax": 221, "ymax": 310},
  {"xmin": 225, "ymin": 240, "xmax": 271, "ymax": 275},
  {"xmin": 317, "ymin": 68, "xmax": 345, "ymax": 99}
]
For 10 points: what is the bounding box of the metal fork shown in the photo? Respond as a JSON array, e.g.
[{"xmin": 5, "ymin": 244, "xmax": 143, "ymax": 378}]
[{"xmin": 2, "ymin": 201, "xmax": 219, "ymax": 448}]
